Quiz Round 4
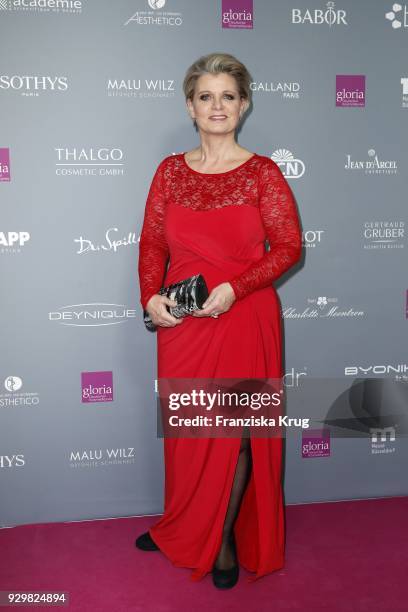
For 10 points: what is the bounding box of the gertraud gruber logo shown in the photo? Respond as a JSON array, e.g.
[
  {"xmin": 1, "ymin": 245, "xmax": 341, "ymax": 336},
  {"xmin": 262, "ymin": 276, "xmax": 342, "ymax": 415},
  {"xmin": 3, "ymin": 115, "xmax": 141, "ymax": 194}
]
[
  {"xmin": 345, "ymin": 149, "xmax": 398, "ymax": 174},
  {"xmin": 291, "ymin": 2, "xmax": 348, "ymax": 26},
  {"xmin": 49, "ymin": 304, "xmax": 137, "ymax": 326},
  {"xmin": 363, "ymin": 221, "xmax": 405, "ymax": 250},
  {"xmin": 270, "ymin": 149, "xmax": 305, "ymax": 179},
  {"xmin": 385, "ymin": 3, "xmax": 408, "ymax": 29}
]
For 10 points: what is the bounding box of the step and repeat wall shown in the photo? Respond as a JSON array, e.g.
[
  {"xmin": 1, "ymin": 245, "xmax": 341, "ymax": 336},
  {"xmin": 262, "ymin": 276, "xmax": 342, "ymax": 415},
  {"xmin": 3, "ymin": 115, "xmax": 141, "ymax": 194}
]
[{"xmin": 1, "ymin": 0, "xmax": 407, "ymax": 527}]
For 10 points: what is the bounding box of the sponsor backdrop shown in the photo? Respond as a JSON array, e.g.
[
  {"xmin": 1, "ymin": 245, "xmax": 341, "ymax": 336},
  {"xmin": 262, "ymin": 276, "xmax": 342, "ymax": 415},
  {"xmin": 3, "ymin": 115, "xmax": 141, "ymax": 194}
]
[{"xmin": 1, "ymin": 0, "xmax": 407, "ymax": 527}]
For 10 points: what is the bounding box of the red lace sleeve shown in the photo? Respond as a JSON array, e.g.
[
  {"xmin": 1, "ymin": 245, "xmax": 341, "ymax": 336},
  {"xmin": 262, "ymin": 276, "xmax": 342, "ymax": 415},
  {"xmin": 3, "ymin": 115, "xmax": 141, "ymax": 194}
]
[
  {"xmin": 138, "ymin": 159, "xmax": 169, "ymax": 310},
  {"xmin": 228, "ymin": 159, "xmax": 302, "ymax": 300}
]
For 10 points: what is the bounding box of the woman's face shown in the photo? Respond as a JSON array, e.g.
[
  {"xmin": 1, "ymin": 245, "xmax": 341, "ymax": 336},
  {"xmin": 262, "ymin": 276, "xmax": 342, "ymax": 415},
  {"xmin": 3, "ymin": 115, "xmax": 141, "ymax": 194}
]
[{"xmin": 186, "ymin": 72, "xmax": 248, "ymax": 133}]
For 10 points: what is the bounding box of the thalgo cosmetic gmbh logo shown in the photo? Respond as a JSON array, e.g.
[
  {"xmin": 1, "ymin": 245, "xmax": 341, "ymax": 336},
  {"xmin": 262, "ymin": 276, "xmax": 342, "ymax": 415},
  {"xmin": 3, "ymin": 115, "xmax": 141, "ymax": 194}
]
[
  {"xmin": 48, "ymin": 303, "xmax": 137, "ymax": 326},
  {"xmin": 336, "ymin": 75, "xmax": 365, "ymax": 107},
  {"xmin": 81, "ymin": 371, "xmax": 113, "ymax": 403},
  {"xmin": 291, "ymin": 1, "xmax": 348, "ymax": 26},
  {"xmin": 222, "ymin": 0, "xmax": 253, "ymax": 29},
  {"xmin": 385, "ymin": 4, "xmax": 408, "ymax": 29},
  {"xmin": 270, "ymin": 149, "xmax": 305, "ymax": 179},
  {"xmin": 54, "ymin": 147, "xmax": 124, "ymax": 177}
]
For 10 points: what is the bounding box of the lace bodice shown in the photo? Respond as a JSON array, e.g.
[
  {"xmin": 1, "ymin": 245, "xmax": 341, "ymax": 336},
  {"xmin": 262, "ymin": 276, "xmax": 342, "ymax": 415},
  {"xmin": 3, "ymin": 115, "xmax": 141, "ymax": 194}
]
[{"xmin": 138, "ymin": 152, "xmax": 302, "ymax": 309}]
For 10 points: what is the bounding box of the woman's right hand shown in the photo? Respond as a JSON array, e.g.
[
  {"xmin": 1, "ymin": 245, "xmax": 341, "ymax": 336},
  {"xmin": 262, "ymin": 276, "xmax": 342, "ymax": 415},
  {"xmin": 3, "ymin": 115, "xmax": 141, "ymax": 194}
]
[{"xmin": 145, "ymin": 294, "xmax": 184, "ymax": 328}]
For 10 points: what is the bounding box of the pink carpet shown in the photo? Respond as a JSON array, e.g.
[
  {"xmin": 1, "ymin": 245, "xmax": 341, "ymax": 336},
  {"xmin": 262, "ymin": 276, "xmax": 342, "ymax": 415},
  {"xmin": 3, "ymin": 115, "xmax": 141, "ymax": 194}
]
[{"xmin": 1, "ymin": 496, "xmax": 407, "ymax": 611}]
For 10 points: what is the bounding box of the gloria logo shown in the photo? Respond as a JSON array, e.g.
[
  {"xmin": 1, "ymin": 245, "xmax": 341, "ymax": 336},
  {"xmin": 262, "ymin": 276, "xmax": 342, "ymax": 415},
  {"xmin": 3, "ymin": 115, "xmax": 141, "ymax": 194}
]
[
  {"xmin": 292, "ymin": 1, "xmax": 348, "ymax": 26},
  {"xmin": 270, "ymin": 149, "xmax": 305, "ymax": 179},
  {"xmin": 302, "ymin": 429, "xmax": 330, "ymax": 458},
  {"xmin": 0, "ymin": 148, "xmax": 10, "ymax": 181},
  {"xmin": 222, "ymin": 0, "xmax": 253, "ymax": 29},
  {"xmin": 385, "ymin": 3, "xmax": 408, "ymax": 29},
  {"xmin": 81, "ymin": 371, "xmax": 113, "ymax": 403},
  {"xmin": 336, "ymin": 75, "xmax": 365, "ymax": 107},
  {"xmin": 48, "ymin": 303, "xmax": 137, "ymax": 326}
]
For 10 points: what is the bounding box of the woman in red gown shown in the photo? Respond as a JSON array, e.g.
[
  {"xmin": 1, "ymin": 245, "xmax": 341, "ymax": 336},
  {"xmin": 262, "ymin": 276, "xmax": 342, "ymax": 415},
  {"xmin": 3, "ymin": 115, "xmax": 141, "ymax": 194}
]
[{"xmin": 136, "ymin": 53, "xmax": 302, "ymax": 589}]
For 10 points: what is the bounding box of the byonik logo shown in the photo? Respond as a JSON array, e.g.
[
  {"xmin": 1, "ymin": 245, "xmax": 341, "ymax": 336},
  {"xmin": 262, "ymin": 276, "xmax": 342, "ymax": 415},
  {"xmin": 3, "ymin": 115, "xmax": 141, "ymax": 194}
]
[
  {"xmin": 74, "ymin": 227, "xmax": 138, "ymax": 254},
  {"xmin": 336, "ymin": 75, "xmax": 365, "ymax": 107},
  {"xmin": 385, "ymin": 3, "xmax": 408, "ymax": 29},
  {"xmin": 222, "ymin": 0, "xmax": 253, "ymax": 29},
  {"xmin": 0, "ymin": 0, "xmax": 82, "ymax": 12},
  {"xmin": 48, "ymin": 303, "xmax": 137, "ymax": 326},
  {"xmin": 55, "ymin": 148, "xmax": 124, "ymax": 177},
  {"xmin": 345, "ymin": 149, "xmax": 398, "ymax": 175},
  {"xmin": 363, "ymin": 221, "xmax": 405, "ymax": 250},
  {"xmin": 401, "ymin": 77, "xmax": 408, "ymax": 107},
  {"xmin": 0, "ymin": 454, "xmax": 25, "ymax": 468},
  {"xmin": 270, "ymin": 149, "xmax": 305, "ymax": 179},
  {"xmin": 302, "ymin": 230, "xmax": 325, "ymax": 249},
  {"xmin": 250, "ymin": 80, "xmax": 301, "ymax": 99},
  {"xmin": 0, "ymin": 148, "xmax": 10, "ymax": 181},
  {"xmin": 0, "ymin": 231, "xmax": 30, "ymax": 255},
  {"xmin": 302, "ymin": 428, "xmax": 330, "ymax": 458},
  {"xmin": 124, "ymin": 0, "xmax": 183, "ymax": 27},
  {"xmin": 0, "ymin": 376, "xmax": 40, "ymax": 408},
  {"xmin": 292, "ymin": 1, "xmax": 348, "ymax": 26},
  {"xmin": 283, "ymin": 296, "xmax": 365, "ymax": 320},
  {"xmin": 344, "ymin": 364, "xmax": 408, "ymax": 381},
  {"xmin": 107, "ymin": 77, "xmax": 175, "ymax": 98},
  {"xmin": 81, "ymin": 371, "xmax": 113, "ymax": 403},
  {"xmin": 0, "ymin": 75, "xmax": 68, "ymax": 97},
  {"xmin": 69, "ymin": 447, "xmax": 136, "ymax": 468}
]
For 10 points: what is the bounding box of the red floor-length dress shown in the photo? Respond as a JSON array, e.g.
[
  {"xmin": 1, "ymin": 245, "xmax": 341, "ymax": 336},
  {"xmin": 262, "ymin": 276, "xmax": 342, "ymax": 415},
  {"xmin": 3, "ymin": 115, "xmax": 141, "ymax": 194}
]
[{"xmin": 138, "ymin": 151, "xmax": 302, "ymax": 583}]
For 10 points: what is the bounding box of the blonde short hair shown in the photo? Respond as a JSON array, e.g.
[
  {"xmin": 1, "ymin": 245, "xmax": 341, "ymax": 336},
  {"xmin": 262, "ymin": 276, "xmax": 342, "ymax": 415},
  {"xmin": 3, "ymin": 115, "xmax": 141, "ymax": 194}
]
[{"xmin": 183, "ymin": 52, "xmax": 253, "ymax": 111}]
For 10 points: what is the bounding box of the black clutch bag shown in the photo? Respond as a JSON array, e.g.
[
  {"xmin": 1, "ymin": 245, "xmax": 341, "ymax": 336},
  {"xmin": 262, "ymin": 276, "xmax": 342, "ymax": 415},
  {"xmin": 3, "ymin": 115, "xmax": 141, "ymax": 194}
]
[{"xmin": 143, "ymin": 273, "xmax": 209, "ymax": 331}]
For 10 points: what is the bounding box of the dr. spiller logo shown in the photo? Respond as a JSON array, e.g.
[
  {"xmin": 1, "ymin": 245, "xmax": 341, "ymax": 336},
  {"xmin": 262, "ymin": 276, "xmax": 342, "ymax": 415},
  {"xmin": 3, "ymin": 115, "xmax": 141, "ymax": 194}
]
[
  {"xmin": 48, "ymin": 304, "xmax": 137, "ymax": 327},
  {"xmin": 81, "ymin": 371, "xmax": 113, "ymax": 403},
  {"xmin": 336, "ymin": 75, "xmax": 365, "ymax": 107},
  {"xmin": 222, "ymin": 0, "xmax": 253, "ymax": 29}
]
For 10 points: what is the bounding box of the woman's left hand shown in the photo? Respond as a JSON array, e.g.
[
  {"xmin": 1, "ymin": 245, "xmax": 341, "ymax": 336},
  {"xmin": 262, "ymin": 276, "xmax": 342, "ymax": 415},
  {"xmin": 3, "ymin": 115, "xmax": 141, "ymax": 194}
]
[{"xmin": 192, "ymin": 282, "xmax": 236, "ymax": 318}]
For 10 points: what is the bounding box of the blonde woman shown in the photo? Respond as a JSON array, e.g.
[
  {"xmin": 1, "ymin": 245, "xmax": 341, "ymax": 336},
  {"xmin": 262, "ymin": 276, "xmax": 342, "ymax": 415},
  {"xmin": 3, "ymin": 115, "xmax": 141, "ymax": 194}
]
[{"xmin": 136, "ymin": 52, "xmax": 302, "ymax": 589}]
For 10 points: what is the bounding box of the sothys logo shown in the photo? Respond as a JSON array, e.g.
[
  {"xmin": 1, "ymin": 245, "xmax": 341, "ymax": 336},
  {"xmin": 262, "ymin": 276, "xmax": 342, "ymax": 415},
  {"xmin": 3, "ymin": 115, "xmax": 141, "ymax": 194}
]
[
  {"xmin": 270, "ymin": 149, "xmax": 305, "ymax": 179},
  {"xmin": 292, "ymin": 1, "xmax": 348, "ymax": 26},
  {"xmin": 0, "ymin": 455, "xmax": 25, "ymax": 468},
  {"xmin": 385, "ymin": 4, "xmax": 408, "ymax": 29}
]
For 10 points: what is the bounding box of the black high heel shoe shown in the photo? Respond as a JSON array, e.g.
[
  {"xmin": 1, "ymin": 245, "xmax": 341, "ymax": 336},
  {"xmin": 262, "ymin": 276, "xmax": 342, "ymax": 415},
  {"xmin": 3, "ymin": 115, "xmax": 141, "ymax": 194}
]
[
  {"xmin": 212, "ymin": 532, "xmax": 239, "ymax": 589},
  {"xmin": 135, "ymin": 531, "xmax": 159, "ymax": 551}
]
